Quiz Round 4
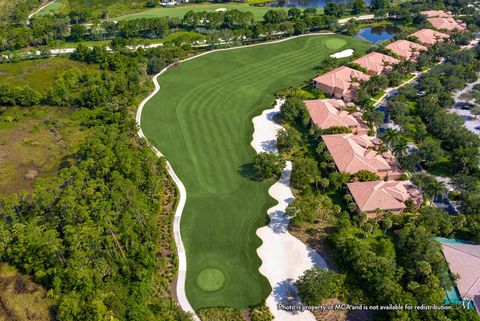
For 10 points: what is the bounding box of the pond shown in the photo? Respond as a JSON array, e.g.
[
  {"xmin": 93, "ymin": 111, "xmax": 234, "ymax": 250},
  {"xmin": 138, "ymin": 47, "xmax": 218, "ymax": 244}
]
[
  {"xmin": 355, "ymin": 25, "xmax": 401, "ymax": 43},
  {"xmin": 272, "ymin": 0, "xmax": 369, "ymax": 8}
]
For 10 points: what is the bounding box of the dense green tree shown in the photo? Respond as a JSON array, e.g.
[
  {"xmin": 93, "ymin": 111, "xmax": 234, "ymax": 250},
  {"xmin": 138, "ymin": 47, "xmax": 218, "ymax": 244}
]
[
  {"xmin": 296, "ymin": 268, "xmax": 344, "ymax": 305},
  {"xmin": 291, "ymin": 157, "xmax": 320, "ymax": 189},
  {"xmin": 253, "ymin": 152, "xmax": 286, "ymax": 179}
]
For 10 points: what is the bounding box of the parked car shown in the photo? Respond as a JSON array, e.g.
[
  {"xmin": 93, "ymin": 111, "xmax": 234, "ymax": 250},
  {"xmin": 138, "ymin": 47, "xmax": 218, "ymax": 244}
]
[{"xmin": 457, "ymin": 102, "xmax": 474, "ymax": 110}]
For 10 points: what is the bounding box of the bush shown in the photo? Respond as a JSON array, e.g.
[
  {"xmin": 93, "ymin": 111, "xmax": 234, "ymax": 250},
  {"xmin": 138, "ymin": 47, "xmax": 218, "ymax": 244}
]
[
  {"xmin": 253, "ymin": 152, "xmax": 286, "ymax": 179},
  {"xmin": 353, "ymin": 170, "xmax": 380, "ymax": 182},
  {"xmin": 197, "ymin": 307, "xmax": 244, "ymax": 321},
  {"xmin": 251, "ymin": 303, "xmax": 274, "ymax": 321},
  {"xmin": 147, "ymin": 56, "xmax": 165, "ymax": 75},
  {"xmin": 296, "ymin": 268, "xmax": 345, "ymax": 305},
  {"xmin": 276, "ymin": 127, "xmax": 301, "ymax": 151}
]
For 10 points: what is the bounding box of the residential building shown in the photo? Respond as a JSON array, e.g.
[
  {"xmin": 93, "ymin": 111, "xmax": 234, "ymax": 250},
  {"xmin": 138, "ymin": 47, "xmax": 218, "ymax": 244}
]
[
  {"xmin": 420, "ymin": 10, "xmax": 453, "ymax": 18},
  {"xmin": 427, "ymin": 17, "xmax": 467, "ymax": 33},
  {"xmin": 352, "ymin": 52, "xmax": 400, "ymax": 76},
  {"xmin": 439, "ymin": 240, "xmax": 480, "ymax": 317},
  {"xmin": 312, "ymin": 66, "xmax": 370, "ymax": 102},
  {"xmin": 409, "ymin": 28, "xmax": 449, "ymax": 46},
  {"xmin": 347, "ymin": 180, "xmax": 423, "ymax": 217},
  {"xmin": 385, "ymin": 40, "xmax": 428, "ymax": 60},
  {"xmin": 321, "ymin": 133, "xmax": 402, "ymax": 179},
  {"xmin": 304, "ymin": 99, "xmax": 369, "ymax": 134}
]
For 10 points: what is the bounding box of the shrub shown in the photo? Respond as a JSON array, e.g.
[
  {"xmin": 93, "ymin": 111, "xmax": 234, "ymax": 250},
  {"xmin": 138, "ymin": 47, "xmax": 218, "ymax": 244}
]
[
  {"xmin": 251, "ymin": 303, "xmax": 274, "ymax": 321},
  {"xmin": 296, "ymin": 268, "xmax": 345, "ymax": 305},
  {"xmin": 253, "ymin": 152, "xmax": 286, "ymax": 179},
  {"xmin": 197, "ymin": 307, "xmax": 244, "ymax": 321}
]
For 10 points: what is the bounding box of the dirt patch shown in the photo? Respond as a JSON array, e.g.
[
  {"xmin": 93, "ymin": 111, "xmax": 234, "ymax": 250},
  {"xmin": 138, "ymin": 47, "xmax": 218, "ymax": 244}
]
[
  {"xmin": 0, "ymin": 106, "xmax": 87, "ymax": 198},
  {"xmin": 288, "ymin": 220, "xmax": 338, "ymax": 271},
  {"xmin": 0, "ymin": 264, "xmax": 53, "ymax": 321}
]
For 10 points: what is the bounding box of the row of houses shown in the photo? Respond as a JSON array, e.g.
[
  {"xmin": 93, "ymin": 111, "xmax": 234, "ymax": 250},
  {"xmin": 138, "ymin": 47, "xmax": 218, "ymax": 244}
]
[{"xmin": 303, "ymin": 10, "xmax": 465, "ymax": 218}]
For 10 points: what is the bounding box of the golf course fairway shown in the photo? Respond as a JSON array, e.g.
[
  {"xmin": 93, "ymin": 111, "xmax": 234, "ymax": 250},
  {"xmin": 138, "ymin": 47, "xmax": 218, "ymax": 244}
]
[{"xmin": 140, "ymin": 34, "xmax": 369, "ymax": 310}]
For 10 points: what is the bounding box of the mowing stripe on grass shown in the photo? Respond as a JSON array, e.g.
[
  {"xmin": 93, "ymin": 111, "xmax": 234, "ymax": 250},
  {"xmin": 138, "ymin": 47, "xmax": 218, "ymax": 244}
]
[{"xmin": 140, "ymin": 34, "xmax": 369, "ymax": 310}]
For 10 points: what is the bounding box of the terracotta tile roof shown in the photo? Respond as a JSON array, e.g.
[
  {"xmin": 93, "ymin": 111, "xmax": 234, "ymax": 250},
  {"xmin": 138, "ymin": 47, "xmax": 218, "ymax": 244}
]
[
  {"xmin": 428, "ymin": 17, "xmax": 467, "ymax": 32},
  {"xmin": 410, "ymin": 28, "xmax": 449, "ymax": 46},
  {"xmin": 352, "ymin": 52, "xmax": 400, "ymax": 75},
  {"xmin": 440, "ymin": 242, "xmax": 480, "ymax": 302},
  {"xmin": 321, "ymin": 133, "xmax": 392, "ymax": 174},
  {"xmin": 313, "ymin": 66, "xmax": 370, "ymax": 97},
  {"xmin": 347, "ymin": 180, "xmax": 420, "ymax": 212},
  {"xmin": 304, "ymin": 99, "xmax": 363, "ymax": 130},
  {"xmin": 420, "ymin": 10, "xmax": 453, "ymax": 18},
  {"xmin": 385, "ymin": 40, "xmax": 428, "ymax": 60}
]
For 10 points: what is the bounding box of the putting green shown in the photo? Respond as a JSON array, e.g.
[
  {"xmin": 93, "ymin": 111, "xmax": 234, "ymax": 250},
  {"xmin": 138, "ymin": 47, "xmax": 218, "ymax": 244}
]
[
  {"xmin": 141, "ymin": 34, "xmax": 369, "ymax": 310},
  {"xmin": 197, "ymin": 268, "xmax": 226, "ymax": 292},
  {"xmin": 325, "ymin": 38, "xmax": 347, "ymax": 50}
]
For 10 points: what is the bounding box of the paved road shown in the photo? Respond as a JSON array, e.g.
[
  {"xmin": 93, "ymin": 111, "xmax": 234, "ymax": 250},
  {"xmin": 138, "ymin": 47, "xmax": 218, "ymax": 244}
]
[{"xmin": 450, "ymin": 75, "xmax": 480, "ymax": 136}]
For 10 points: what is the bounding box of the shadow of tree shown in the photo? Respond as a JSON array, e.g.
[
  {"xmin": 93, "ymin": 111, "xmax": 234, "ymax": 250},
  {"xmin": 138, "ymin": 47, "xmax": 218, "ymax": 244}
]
[{"xmin": 238, "ymin": 163, "xmax": 261, "ymax": 182}]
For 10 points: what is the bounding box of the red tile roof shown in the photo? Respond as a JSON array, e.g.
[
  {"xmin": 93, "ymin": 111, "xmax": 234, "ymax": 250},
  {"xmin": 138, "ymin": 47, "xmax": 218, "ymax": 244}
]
[
  {"xmin": 313, "ymin": 66, "xmax": 370, "ymax": 98},
  {"xmin": 347, "ymin": 180, "xmax": 421, "ymax": 212},
  {"xmin": 321, "ymin": 133, "xmax": 392, "ymax": 174},
  {"xmin": 410, "ymin": 28, "xmax": 449, "ymax": 46},
  {"xmin": 385, "ymin": 40, "xmax": 428, "ymax": 60},
  {"xmin": 420, "ymin": 10, "xmax": 453, "ymax": 18},
  {"xmin": 428, "ymin": 17, "xmax": 467, "ymax": 32},
  {"xmin": 352, "ymin": 52, "xmax": 400, "ymax": 75},
  {"xmin": 441, "ymin": 242, "xmax": 480, "ymax": 302},
  {"xmin": 304, "ymin": 99, "xmax": 368, "ymax": 132}
]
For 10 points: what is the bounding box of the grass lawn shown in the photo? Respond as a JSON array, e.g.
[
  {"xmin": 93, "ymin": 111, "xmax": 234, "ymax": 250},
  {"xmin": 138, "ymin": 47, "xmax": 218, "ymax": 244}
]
[
  {"xmin": 141, "ymin": 34, "xmax": 369, "ymax": 310},
  {"xmin": 35, "ymin": 1, "xmax": 64, "ymax": 16},
  {"xmin": 114, "ymin": 3, "xmax": 304, "ymax": 21},
  {"xmin": 57, "ymin": 0, "xmax": 150, "ymax": 18},
  {"xmin": 0, "ymin": 58, "xmax": 93, "ymax": 91},
  {"xmin": 0, "ymin": 263, "xmax": 54, "ymax": 321}
]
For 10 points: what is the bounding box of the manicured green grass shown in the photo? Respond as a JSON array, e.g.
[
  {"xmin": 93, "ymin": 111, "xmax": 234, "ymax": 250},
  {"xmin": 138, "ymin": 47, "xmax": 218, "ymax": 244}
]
[
  {"xmin": 141, "ymin": 34, "xmax": 369, "ymax": 310},
  {"xmin": 59, "ymin": 0, "xmax": 150, "ymax": 18},
  {"xmin": 35, "ymin": 1, "xmax": 64, "ymax": 16},
  {"xmin": 114, "ymin": 3, "xmax": 297, "ymax": 21}
]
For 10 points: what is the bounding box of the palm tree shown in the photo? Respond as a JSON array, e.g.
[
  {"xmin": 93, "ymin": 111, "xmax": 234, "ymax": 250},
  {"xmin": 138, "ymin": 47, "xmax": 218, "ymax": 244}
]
[
  {"xmin": 381, "ymin": 129, "xmax": 400, "ymax": 148},
  {"xmin": 427, "ymin": 180, "xmax": 447, "ymax": 200},
  {"xmin": 392, "ymin": 137, "xmax": 409, "ymax": 157},
  {"xmin": 425, "ymin": 179, "xmax": 447, "ymax": 202}
]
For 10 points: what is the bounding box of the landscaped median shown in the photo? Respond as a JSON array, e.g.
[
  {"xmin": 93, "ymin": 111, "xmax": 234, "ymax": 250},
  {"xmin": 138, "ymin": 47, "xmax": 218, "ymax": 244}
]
[{"xmin": 139, "ymin": 34, "xmax": 369, "ymax": 311}]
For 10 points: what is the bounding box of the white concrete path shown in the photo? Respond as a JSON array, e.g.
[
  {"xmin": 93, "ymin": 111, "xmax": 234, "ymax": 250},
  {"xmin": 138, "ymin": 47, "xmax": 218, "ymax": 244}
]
[
  {"xmin": 27, "ymin": 0, "xmax": 57, "ymax": 23},
  {"xmin": 136, "ymin": 70, "xmax": 199, "ymax": 321},
  {"xmin": 252, "ymin": 99, "xmax": 328, "ymax": 321}
]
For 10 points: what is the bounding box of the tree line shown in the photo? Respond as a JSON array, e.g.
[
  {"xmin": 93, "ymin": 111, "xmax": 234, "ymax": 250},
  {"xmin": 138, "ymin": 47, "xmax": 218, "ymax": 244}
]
[{"xmin": 0, "ymin": 48, "xmax": 193, "ymax": 321}]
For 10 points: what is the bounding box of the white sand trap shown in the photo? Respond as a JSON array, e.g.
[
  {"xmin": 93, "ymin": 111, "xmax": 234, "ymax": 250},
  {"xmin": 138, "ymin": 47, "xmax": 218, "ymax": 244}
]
[
  {"xmin": 330, "ymin": 49, "xmax": 354, "ymax": 58},
  {"xmin": 252, "ymin": 99, "xmax": 328, "ymax": 320},
  {"xmin": 215, "ymin": 8, "xmax": 227, "ymax": 12}
]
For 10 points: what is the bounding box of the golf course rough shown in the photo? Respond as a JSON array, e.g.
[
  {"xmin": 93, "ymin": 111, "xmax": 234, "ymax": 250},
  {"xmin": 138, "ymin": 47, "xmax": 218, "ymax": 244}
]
[{"xmin": 140, "ymin": 34, "xmax": 369, "ymax": 310}]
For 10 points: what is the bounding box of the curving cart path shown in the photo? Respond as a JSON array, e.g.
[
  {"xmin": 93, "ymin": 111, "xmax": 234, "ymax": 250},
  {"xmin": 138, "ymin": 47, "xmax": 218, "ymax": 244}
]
[
  {"xmin": 252, "ymin": 99, "xmax": 328, "ymax": 320},
  {"xmin": 137, "ymin": 34, "xmax": 338, "ymax": 319}
]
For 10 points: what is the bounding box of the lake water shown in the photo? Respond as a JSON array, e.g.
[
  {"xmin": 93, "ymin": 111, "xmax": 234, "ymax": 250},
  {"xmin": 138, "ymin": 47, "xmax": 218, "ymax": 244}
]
[
  {"xmin": 273, "ymin": 0, "xmax": 369, "ymax": 8},
  {"xmin": 355, "ymin": 25, "xmax": 400, "ymax": 43}
]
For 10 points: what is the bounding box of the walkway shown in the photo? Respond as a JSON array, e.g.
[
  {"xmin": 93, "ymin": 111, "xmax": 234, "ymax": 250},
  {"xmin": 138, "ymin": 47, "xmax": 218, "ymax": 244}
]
[{"xmin": 27, "ymin": 0, "xmax": 57, "ymax": 23}]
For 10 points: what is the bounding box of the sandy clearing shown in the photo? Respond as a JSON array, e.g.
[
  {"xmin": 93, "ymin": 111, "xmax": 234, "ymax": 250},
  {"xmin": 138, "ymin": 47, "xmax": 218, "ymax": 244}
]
[
  {"xmin": 330, "ymin": 48, "xmax": 354, "ymax": 58},
  {"xmin": 252, "ymin": 99, "xmax": 328, "ymax": 320}
]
